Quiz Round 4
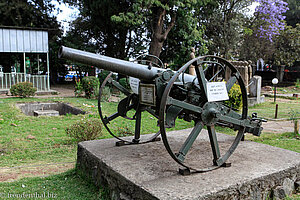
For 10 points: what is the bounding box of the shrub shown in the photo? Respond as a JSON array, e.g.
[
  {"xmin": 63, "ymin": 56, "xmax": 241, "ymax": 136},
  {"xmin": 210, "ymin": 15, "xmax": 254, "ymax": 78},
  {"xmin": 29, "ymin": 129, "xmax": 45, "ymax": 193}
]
[
  {"xmin": 116, "ymin": 125, "xmax": 134, "ymax": 137},
  {"xmin": 81, "ymin": 76, "xmax": 99, "ymax": 98},
  {"xmin": 295, "ymin": 79, "xmax": 300, "ymax": 89},
  {"xmin": 98, "ymin": 70, "xmax": 111, "ymax": 85},
  {"xmin": 119, "ymin": 77, "xmax": 130, "ymax": 90},
  {"xmin": 65, "ymin": 118, "xmax": 102, "ymax": 142},
  {"xmin": 225, "ymin": 83, "xmax": 243, "ymax": 110},
  {"xmin": 74, "ymin": 79, "xmax": 84, "ymax": 97},
  {"xmin": 99, "ymin": 86, "xmax": 111, "ymax": 102},
  {"xmin": 10, "ymin": 82, "xmax": 37, "ymax": 98}
]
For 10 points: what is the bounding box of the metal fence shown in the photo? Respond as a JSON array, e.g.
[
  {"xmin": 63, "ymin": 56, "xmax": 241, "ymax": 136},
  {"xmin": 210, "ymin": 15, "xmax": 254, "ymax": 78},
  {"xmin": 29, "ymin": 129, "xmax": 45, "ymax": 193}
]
[{"xmin": 0, "ymin": 73, "xmax": 50, "ymax": 91}]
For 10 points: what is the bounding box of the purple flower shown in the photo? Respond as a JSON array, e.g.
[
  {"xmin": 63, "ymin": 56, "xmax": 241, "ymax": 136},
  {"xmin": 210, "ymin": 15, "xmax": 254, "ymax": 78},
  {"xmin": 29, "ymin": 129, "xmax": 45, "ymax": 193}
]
[{"xmin": 254, "ymin": 0, "xmax": 289, "ymax": 42}]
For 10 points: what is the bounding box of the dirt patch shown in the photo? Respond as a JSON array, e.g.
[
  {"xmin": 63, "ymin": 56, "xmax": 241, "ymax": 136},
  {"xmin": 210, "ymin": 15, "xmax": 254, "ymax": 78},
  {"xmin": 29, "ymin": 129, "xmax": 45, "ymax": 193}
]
[
  {"xmin": 0, "ymin": 162, "xmax": 74, "ymax": 182},
  {"xmin": 262, "ymin": 120, "xmax": 294, "ymax": 134},
  {"xmin": 50, "ymin": 84, "xmax": 75, "ymax": 97}
]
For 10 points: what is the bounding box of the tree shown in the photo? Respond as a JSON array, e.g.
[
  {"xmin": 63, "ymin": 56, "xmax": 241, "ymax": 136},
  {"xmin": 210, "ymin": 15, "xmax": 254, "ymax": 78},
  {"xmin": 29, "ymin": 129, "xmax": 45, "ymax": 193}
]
[
  {"xmin": 204, "ymin": 0, "xmax": 252, "ymax": 59},
  {"xmin": 273, "ymin": 23, "xmax": 300, "ymax": 66},
  {"xmin": 284, "ymin": 0, "xmax": 300, "ymax": 27},
  {"xmin": 0, "ymin": 0, "xmax": 58, "ymax": 28},
  {"xmin": 239, "ymin": 0, "xmax": 289, "ymax": 63},
  {"xmin": 112, "ymin": 0, "xmax": 215, "ymax": 62},
  {"xmin": 64, "ymin": 0, "xmax": 137, "ymax": 59},
  {"xmin": 253, "ymin": 0, "xmax": 289, "ymax": 42}
]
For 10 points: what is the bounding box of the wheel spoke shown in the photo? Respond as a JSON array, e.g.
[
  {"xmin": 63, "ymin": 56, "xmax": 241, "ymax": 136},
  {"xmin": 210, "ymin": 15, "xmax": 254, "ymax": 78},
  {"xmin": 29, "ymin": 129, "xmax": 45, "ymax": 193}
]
[
  {"xmin": 166, "ymin": 97, "xmax": 202, "ymax": 114},
  {"xmin": 208, "ymin": 69, "xmax": 224, "ymax": 82},
  {"xmin": 226, "ymin": 74, "xmax": 238, "ymax": 91},
  {"xmin": 145, "ymin": 107, "xmax": 159, "ymax": 119},
  {"xmin": 111, "ymin": 80, "xmax": 131, "ymax": 96},
  {"xmin": 103, "ymin": 112, "xmax": 120, "ymax": 124},
  {"xmin": 176, "ymin": 122, "xmax": 203, "ymax": 162},
  {"xmin": 195, "ymin": 65, "xmax": 208, "ymax": 101},
  {"xmin": 207, "ymin": 125, "xmax": 221, "ymax": 166}
]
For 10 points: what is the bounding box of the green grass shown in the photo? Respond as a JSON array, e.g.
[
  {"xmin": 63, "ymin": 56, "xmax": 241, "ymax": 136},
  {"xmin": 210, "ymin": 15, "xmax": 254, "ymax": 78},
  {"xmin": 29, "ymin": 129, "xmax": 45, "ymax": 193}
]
[
  {"xmin": 276, "ymin": 86, "xmax": 300, "ymax": 94},
  {"xmin": 0, "ymin": 169, "xmax": 109, "ymax": 200},
  {"xmin": 0, "ymin": 96, "xmax": 299, "ymax": 199},
  {"xmin": 0, "ymin": 97, "xmax": 96, "ymax": 167},
  {"xmin": 248, "ymin": 98, "xmax": 300, "ymax": 119},
  {"xmin": 0, "ymin": 97, "xmax": 192, "ymax": 167},
  {"xmin": 246, "ymin": 132, "xmax": 300, "ymax": 153}
]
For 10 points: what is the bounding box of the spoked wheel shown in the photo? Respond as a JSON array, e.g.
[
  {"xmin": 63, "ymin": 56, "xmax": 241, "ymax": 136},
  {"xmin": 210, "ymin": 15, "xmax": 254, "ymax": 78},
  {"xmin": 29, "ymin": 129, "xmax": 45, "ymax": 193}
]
[
  {"xmin": 159, "ymin": 55, "xmax": 248, "ymax": 173},
  {"xmin": 98, "ymin": 72, "xmax": 160, "ymax": 145}
]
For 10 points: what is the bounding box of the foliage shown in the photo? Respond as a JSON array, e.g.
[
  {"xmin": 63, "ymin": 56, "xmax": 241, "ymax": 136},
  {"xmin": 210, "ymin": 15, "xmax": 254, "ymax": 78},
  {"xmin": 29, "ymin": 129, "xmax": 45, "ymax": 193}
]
[
  {"xmin": 65, "ymin": 118, "xmax": 103, "ymax": 142},
  {"xmin": 63, "ymin": 0, "xmax": 135, "ymax": 59},
  {"xmin": 116, "ymin": 126, "xmax": 134, "ymax": 137},
  {"xmin": 64, "ymin": 0, "xmax": 216, "ymax": 66},
  {"xmin": 0, "ymin": 0, "xmax": 58, "ymax": 28},
  {"xmin": 296, "ymin": 79, "xmax": 300, "ymax": 89},
  {"xmin": 81, "ymin": 76, "xmax": 99, "ymax": 98},
  {"xmin": 203, "ymin": 0, "xmax": 252, "ymax": 59},
  {"xmin": 112, "ymin": 0, "xmax": 214, "ymax": 61},
  {"xmin": 225, "ymin": 84, "xmax": 243, "ymax": 110},
  {"xmin": 273, "ymin": 23, "xmax": 300, "ymax": 66},
  {"xmin": 119, "ymin": 78, "xmax": 130, "ymax": 90},
  {"xmin": 283, "ymin": 0, "xmax": 300, "ymax": 27},
  {"xmin": 100, "ymin": 86, "xmax": 111, "ymax": 102},
  {"xmin": 10, "ymin": 82, "xmax": 37, "ymax": 98},
  {"xmin": 74, "ymin": 79, "xmax": 84, "ymax": 97},
  {"xmin": 98, "ymin": 70, "xmax": 111, "ymax": 86},
  {"xmin": 253, "ymin": 0, "xmax": 289, "ymax": 42}
]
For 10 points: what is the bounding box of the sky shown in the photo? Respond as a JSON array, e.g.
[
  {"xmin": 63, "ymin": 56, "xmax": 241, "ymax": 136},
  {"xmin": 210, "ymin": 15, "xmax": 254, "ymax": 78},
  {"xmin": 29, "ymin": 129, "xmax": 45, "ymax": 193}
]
[{"xmin": 51, "ymin": 0, "xmax": 79, "ymax": 35}]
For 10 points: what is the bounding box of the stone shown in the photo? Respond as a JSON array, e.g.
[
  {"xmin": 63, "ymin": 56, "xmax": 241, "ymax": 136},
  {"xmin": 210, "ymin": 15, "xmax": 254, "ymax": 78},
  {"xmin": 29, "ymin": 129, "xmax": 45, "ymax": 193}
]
[
  {"xmin": 282, "ymin": 178, "xmax": 295, "ymax": 196},
  {"xmin": 295, "ymin": 181, "xmax": 300, "ymax": 191},
  {"xmin": 76, "ymin": 129, "xmax": 300, "ymax": 200},
  {"xmin": 249, "ymin": 75, "xmax": 262, "ymax": 98},
  {"xmin": 273, "ymin": 186, "xmax": 286, "ymax": 199},
  {"xmin": 34, "ymin": 110, "xmax": 59, "ymax": 116}
]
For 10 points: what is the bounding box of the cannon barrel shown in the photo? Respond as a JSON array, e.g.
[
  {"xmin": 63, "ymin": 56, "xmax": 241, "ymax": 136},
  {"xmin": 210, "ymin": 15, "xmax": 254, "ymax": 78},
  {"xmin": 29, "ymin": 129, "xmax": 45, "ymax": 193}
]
[
  {"xmin": 59, "ymin": 46, "xmax": 197, "ymax": 83},
  {"xmin": 59, "ymin": 46, "xmax": 163, "ymax": 81}
]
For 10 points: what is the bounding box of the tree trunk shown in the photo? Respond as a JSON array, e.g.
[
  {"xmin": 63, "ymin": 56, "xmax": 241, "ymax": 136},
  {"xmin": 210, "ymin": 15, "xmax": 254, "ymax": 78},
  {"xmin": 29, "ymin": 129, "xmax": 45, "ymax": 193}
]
[
  {"xmin": 149, "ymin": 36, "xmax": 164, "ymax": 58},
  {"xmin": 149, "ymin": 6, "xmax": 175, "ymax": 58}
]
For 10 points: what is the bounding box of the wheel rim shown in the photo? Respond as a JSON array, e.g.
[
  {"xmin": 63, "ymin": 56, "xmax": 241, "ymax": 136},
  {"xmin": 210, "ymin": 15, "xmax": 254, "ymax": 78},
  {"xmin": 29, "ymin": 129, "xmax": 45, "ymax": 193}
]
[
  {"xmin": 159, "ymin": 56, "xmax": 248, "ymax": 172},
  {"xmin": 98, "ymin": 72, "xmax": 160, "ymax": 144}
]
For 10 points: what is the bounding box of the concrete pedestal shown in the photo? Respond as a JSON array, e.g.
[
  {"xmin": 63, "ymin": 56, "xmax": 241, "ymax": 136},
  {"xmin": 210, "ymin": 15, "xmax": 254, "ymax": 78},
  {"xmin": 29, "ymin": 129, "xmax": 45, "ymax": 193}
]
[{"xmin": 77, "ymin": 129, "xmax": 300, "ymax": 200}]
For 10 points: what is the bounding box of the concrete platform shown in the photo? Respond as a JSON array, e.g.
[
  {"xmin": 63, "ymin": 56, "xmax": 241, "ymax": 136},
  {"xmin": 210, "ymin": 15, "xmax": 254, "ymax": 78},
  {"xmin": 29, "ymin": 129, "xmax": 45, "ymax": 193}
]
[{"xmin": 77, "ymin": 129, "xmax": 300, "ymax": 200}]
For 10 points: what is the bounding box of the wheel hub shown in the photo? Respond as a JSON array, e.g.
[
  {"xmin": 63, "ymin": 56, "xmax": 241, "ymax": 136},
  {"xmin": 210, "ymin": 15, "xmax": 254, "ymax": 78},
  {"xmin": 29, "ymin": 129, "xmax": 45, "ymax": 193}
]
[{"xmin": 201, "ymin": 102, "xmax": 221, "ymax": 125}]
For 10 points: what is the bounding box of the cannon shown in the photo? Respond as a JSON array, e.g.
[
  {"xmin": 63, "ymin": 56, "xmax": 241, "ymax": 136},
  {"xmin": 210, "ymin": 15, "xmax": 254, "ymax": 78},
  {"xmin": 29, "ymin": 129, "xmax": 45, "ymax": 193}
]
[{"xmin": 59, "ymin": 46, "xmax": 265, "ymax": 174}]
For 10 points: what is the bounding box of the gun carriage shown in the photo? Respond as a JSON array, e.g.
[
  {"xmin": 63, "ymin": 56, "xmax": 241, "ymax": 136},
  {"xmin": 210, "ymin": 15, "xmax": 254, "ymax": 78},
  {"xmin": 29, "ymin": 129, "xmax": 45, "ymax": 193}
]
[{"xmin": 59, "ymin": 46, "xmax": 265, "ymax": 174}]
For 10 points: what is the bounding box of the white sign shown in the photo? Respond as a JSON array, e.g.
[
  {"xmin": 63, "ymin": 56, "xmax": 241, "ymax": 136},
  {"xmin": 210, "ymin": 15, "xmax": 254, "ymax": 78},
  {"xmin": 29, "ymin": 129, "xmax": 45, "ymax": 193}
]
[
  {"xmin": 207, "ymin": 82, "xmax": 229, "ymax": 102},
  {"xmin": 141, "ymin": 87, "xmax": 154, "ymax": 104},
  {"xmin": 139, "ymin": 84, "xmax": 156, "ymax": 106},
  {"xmin": 129, "ymin": 77, "xmax": 140, "ymax": 94}
]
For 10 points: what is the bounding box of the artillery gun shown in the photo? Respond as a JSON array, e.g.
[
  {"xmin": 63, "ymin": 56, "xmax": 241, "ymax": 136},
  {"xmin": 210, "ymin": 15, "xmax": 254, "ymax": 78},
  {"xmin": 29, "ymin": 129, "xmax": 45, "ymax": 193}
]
[{"xmin": 59, "ymin": 46, "xmax": 265, "ymax": 174}]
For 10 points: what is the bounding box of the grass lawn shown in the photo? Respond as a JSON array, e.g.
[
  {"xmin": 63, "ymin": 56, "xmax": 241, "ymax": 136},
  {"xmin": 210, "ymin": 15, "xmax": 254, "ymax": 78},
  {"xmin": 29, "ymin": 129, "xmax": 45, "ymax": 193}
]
[
  {"xmin": 0, "ymin": 96, "xmax": 299, "ymax": 199},
  {"xmin": 0, "ymin": 97, "xmax": 192, "ymax": 168},
  {"xmin": 0, "ymin": 169, "xmax": 109, "ymax": 200},
  {"xmin": 248, "ymin": 98, "xmax": 300, "ymax": 119}
]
